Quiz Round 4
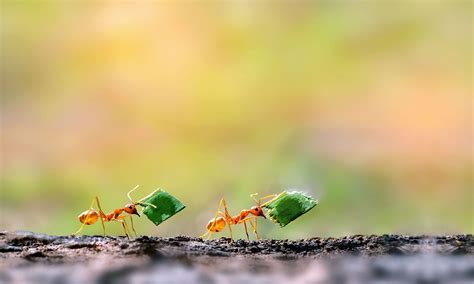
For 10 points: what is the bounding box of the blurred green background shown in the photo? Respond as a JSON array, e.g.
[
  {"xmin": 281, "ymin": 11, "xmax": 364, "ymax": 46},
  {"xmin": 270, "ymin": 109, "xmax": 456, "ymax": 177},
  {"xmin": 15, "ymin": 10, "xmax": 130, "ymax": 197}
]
[{"xmin": 1, "ymin": 1, "xmax": 472, "ymax": 239}]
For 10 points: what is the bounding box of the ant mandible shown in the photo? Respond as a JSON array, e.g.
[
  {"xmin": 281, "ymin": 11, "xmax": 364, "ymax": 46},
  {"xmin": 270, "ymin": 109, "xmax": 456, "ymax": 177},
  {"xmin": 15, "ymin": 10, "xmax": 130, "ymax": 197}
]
[
  {"xmin": 200, "ymin": 193, "xmax": 277, "ymax": 241},
  {"xmin": 74, "ymin": 185, "xmax": 156, "ymax": 238}
]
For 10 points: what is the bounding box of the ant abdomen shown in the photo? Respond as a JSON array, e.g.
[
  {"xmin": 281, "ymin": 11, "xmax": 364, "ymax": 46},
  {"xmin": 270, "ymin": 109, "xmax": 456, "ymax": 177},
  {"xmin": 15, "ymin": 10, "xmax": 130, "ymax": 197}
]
[
  {"xmin": 207, "ymin": 217, "xmax": 226, "ymax": 232},
  {"xmin": 78, "ymin": 209, "xmax": 99, "ymax": 225}
]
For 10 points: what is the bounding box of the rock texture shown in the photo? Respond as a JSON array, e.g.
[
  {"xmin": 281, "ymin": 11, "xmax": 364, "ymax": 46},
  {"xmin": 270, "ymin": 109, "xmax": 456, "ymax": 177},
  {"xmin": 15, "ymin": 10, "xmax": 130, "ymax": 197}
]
[{"xmin": 1, "ymin": 231, "xmax": 473, "ymax": 283}]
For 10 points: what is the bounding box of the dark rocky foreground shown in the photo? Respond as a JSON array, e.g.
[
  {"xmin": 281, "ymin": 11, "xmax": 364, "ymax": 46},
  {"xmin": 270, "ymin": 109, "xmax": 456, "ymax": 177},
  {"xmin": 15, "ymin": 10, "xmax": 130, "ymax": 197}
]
[{"xmin": 0, "ymin": 231, "xmax": 473, "ymax": 283}]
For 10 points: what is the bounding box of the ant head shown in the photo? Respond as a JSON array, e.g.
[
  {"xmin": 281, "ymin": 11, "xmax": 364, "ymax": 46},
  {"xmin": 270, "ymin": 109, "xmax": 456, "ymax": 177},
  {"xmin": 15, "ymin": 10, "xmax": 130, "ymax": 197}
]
[
  {"xmin": 250, "ymin": 193, "xmax": 267, "ymax": 219},
  {"xmin": 124, "ymin": 203, "xmax": 140, "ymax": 216},
  {"xmin": 250, "ymin": 206, "xmax": 266, "ymax": 219}
]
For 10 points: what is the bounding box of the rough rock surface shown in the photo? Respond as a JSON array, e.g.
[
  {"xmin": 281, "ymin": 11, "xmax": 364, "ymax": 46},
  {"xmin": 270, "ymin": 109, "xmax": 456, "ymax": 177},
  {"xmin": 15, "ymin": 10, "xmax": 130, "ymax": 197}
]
[{"xmin": 1, "ymin": 231, "xmax": 473, "ymax": 283}]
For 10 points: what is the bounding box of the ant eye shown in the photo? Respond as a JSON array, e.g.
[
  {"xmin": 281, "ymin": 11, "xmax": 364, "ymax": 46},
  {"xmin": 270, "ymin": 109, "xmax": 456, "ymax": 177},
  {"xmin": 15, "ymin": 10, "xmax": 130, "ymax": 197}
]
[{"xmin": 129, "ymin": 206, "xmax": 133, "ymax": 209}]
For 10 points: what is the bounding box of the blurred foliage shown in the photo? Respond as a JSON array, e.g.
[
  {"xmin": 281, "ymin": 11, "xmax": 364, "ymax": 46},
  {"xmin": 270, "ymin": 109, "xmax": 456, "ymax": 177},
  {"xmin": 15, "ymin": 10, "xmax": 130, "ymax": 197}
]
[{"xmin": 1, "ymin": 1, "xmax": 472, "ymax": 238}]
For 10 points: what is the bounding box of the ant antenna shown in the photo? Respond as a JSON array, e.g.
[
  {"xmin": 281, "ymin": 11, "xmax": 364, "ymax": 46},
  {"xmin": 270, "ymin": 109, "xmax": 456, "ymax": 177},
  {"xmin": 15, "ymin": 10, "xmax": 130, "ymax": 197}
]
[
  {"xmin": 250, "ymin": 193, "xmax": 260, "ymax": 205},
  {"xmin": 128, "ymin": 185, "xmax": 158, "ymax": 208},
  {"xmin": 128, "ymin": 185, "xmax": 140, "ymax": 203}
]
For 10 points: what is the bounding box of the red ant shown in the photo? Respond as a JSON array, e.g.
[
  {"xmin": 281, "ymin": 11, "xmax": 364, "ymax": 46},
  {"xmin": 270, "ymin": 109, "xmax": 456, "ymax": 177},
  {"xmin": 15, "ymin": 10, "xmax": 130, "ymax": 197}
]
[
  {"xmin": 200, "ymin": 193, "xmax": 277, "ymax": 241},
  {"xmin": 74, "ymin": 185, "xmax": 155, "ymax": 238}
]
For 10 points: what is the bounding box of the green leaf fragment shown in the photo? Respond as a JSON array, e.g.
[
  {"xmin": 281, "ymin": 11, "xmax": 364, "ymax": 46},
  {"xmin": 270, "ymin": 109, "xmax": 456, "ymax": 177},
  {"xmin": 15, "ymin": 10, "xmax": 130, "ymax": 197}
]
[
  {"xmin": 139, "ymin": 189, "xmax": 186, "ymax": 226},
  {"xmin": 262, "ymin": 191, "xmax": 318, "ymax": 227}
]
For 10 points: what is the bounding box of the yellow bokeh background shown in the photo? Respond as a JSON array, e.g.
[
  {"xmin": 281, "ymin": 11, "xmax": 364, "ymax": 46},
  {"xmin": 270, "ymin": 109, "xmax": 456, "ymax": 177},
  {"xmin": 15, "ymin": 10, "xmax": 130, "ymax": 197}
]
[{"xmin": 1, "ymin": 1, "xmax": 472, "ymax": 238}]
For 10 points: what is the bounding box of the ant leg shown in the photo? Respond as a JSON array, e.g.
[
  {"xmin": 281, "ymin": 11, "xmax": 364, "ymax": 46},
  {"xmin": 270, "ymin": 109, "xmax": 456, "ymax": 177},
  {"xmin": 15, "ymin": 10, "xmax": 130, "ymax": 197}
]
[
  {"xmin": 200, "ymin": 229, "xmax": 215, "ymax": 241},
  {"xmin": 227, "ymin": 223, "xmax": 233, "ymax": 241},
  {"xmin": 199, "ymin": 199, "xmax": 226, "ymax": 239},
  {"xmin": 250, "ymin": 218, "xmax": 261, "ymax": 240},
  {"xmin": 199, "ymin": 229, "xmax": 212, "ymax": 240},
  {"xmin": 74, "ymin": 224, "xmax": 86, "ymax": 236},
  {"xmin": 221, "ymin": 199, "xmax": 233, "ymax": 220},
  {"xmin": 243, "ymin": 220, "xmax": 250, "ymax": 241},
  {"xmin": 237, "ymin": 216, "xmax": 257, "ymax": 240},
  {"xmin": 243, "ymin": 217, "xmax": 260, "ymax": 240},
  {"xmin": 121, "ymin": 220, "xmax": 130, "ymax": 239},
  {"xmin": 129, "ymin": 216, "xmax": 138, "ymax": 237},
  {"xmin": 254, "ymin": 218, "xmax": 260, "ymax": 240},
  {"xmin": 123, "ymin": 218, "xmax": 133, "ymax": 238},
  {"xmin": 200, "ymin": 230, "xmax": 209, "ymax": 239},
  {"xmin": 116, "ymin": 219, "xmax": 130, "ymax": 239},
  {"xmin": 100, "ymin": 221, "xmax": 106, "ymax": 237},
  {"xmin": 199, "ymin": 210, "xmax": 228, "ymax": 240},
  {"xmin": 117, "ymin": 216, "xmax": 133, "ymax": 238},
  {"xmin": 74, "ymin": 197, "xmax": 96, "ymax": 235},
  {"xmin": 211, "ymin": 199, "xmax": 227, "ymax": 223},
  {"xmin": 95, "ymin": 197, "xmax": 107, "ymax": 236},
  {"xmin": 210, "ymin": 200, "xmax": 233, "ymax": 242},
  {"xmin": 220, "ymin": 199, "xmax": 234, "ymax": 241}
]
